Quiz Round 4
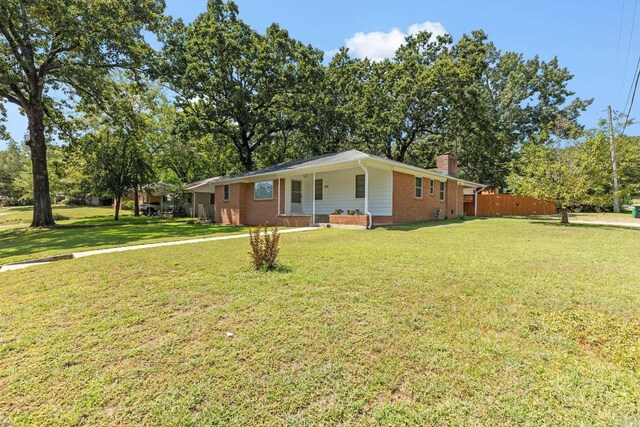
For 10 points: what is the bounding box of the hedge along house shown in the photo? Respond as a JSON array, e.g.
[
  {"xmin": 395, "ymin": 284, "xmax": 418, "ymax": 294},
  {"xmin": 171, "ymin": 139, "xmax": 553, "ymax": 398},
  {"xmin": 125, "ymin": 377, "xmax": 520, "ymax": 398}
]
[{"xmin": 184, "ymin": 150, "xmax": 485, "ymax": 228}]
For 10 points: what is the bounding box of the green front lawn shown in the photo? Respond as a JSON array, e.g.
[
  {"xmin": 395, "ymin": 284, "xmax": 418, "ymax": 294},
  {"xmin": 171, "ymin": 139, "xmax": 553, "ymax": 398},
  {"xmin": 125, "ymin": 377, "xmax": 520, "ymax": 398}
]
[
  {"xmin": 0, "ymin": 205, "xmax": 120, "ymax": 226},
  {"xmin": 1, "ymin": 219, "xmax": 638, "ymax": 425},
  {"xmin": 0, "ymin": 207, "xmax": 252, "ymax": 264}
]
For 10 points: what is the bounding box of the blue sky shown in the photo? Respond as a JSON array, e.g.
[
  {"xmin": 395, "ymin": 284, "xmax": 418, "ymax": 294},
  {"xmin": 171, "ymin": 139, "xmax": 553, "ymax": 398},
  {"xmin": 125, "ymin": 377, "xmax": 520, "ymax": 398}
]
[{"xmin": 2, "ymin": 0, "xmax": 638, "ymax": 148}]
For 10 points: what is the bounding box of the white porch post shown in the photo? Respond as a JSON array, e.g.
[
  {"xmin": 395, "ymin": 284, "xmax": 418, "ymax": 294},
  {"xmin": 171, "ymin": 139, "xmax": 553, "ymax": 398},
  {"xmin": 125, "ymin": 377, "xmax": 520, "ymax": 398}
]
[
  {"xmin": 364, "ymin": 170, "xmax": 369, "ymax": 215},
  {"xmin": 278, "ymin": 177, "xmax": 281, "ymax": 215},
  {"xmin": 312, "ymin": 172, "xmax": 316, "ymax": 223},
  {"xmin": 192, "ymin": 192, "xmax": 196, "ymax": 218}
]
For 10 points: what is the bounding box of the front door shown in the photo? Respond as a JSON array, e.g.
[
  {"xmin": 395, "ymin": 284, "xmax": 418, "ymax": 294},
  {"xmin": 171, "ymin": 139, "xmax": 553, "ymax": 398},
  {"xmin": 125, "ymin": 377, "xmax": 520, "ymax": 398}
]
[{"xmin": 291, "ymin": 180, "xmax": 302, "ymax": 213}]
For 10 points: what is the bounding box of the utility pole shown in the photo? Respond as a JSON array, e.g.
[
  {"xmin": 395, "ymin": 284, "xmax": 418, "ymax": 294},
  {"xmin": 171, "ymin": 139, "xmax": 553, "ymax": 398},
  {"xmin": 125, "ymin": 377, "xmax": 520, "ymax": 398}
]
[{"xmin": 608, "ymin": 106, "xmax": 620, "ymax": 213}]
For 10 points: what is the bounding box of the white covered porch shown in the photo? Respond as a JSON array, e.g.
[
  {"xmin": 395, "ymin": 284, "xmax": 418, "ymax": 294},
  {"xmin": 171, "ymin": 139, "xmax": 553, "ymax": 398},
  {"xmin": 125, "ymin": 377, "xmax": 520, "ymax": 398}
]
[{"xmin": 275, "ymin": 163, "xmax": 393, "ymax": 225}]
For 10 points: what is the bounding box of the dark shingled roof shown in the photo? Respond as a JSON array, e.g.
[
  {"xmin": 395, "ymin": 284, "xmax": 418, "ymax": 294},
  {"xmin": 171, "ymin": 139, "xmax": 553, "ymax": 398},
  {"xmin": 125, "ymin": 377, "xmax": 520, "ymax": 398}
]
[{"xmin": 185, "ymin": 149, "xmax": 485, "ymax": 189}]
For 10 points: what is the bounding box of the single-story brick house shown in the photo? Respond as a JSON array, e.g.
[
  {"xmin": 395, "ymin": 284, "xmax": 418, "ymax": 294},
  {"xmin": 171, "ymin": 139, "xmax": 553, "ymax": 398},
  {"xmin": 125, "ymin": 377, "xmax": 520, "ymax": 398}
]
[{"xmin": 185, "ymin": 150, "xmax": 485, "ymax": 228}]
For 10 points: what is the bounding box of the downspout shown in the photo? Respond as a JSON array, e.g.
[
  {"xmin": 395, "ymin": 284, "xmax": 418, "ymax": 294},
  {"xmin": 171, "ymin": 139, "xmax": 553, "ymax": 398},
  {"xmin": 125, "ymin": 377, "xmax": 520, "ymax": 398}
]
[
  {"xmin": 474, "ymin": 186, "xmax": 484, "ymax": 217},
  {"xmin": 358, "ymin": 160, "xmax": 373, "ymax": 229}
]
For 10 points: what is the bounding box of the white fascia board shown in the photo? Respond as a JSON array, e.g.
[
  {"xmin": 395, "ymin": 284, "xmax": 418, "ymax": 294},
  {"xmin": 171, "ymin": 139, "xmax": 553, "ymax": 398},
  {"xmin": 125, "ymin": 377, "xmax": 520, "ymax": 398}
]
[
  {"xmin": 211, "ymin": 160, "xmax": 364, "ymax": 185},
  {"xmin": 186, "ymin": 182, "xmax": 215, "ymax": 193}
]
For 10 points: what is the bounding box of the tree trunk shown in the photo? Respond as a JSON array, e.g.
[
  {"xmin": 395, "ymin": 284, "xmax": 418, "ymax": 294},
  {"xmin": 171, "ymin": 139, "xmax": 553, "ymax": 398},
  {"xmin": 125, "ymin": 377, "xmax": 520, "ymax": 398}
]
[
  {"xmin": 26, "ymin": 103, "xmax": 55, "ymax": 227},
  {"xmin": 114, "ymin": 194, "xmax": 121, "ymax": 221},
  {"xmin": 560, "ymin": 207, "xmax": 569, "ymax": 224},
  {"xmin": 134, "ymin": 185, "xmax": 140, "ymax": 217},
  {"xmin": 241, "ymin": 149, "xmax": 254, "ymax": 172}
]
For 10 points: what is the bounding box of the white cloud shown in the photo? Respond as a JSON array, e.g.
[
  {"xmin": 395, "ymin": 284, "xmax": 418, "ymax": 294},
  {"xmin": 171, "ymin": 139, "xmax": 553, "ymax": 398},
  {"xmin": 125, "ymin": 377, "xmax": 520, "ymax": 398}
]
[{"xmin": 343, "ymin": 21, "xmax": 447, "ymax": 62}]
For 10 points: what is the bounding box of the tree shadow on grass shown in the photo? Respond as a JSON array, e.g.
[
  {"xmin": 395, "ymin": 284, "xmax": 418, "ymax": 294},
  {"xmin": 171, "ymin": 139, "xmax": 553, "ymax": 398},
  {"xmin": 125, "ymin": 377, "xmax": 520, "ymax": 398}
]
[
  {"xmin": 377, "ymin": 217, "xmax": 486, "ymax": 232},
  {"xmin": 529, "ymin": 220, "xmax": 640, "ymax": 232}
]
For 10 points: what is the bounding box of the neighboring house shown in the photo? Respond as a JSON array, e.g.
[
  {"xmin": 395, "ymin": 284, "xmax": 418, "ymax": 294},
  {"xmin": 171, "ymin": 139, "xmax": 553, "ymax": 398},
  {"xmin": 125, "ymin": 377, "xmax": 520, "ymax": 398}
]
[
  {"xmin": 118, "ymin": 183, "xmax": 191, "ymax": 215},
  {"xmin": 185, "ymin": 150, "xmax": 484, "ymax": 228}
]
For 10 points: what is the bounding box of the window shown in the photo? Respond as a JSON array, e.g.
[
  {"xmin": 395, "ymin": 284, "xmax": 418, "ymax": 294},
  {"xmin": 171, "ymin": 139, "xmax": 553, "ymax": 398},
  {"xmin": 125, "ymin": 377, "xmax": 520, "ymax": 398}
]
[
  {"xmin": 415, "ymin": 177, "xmax": 423, "ymax": 198},
  {"xmin": 291, "ymin": 180, "xmax": 302, "ymax": 204},
  {"xmin": 315, "ymin": 179, "xmax": 323, "ymax": 200},
  {"xmin": 209, "ymin": 193, "xmax": 215, "ymax": 205},
  {"xmin": 355, "ymin": 174, "xmax": 365, "ymax": 199},
  {"xmin": 439, "ymin": 182, "xmax": 446, "ymax": 201},
  {"xmin": 223, "ymin": 184, "xmax": 230, "ymax": 201},
  {"xmin": 430, "ymin": 179, "xmax": 435, "ymax": 196},
  {"xmin": 254, "ymin": 180, "xmax": 273, "ymax": 200}
]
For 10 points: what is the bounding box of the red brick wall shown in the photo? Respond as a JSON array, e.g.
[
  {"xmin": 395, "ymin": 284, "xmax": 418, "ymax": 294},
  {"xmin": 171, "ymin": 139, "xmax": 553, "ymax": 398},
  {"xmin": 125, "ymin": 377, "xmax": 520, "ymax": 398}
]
[
  {"xmin": 215, "ymin": 183, "xmax": 245, "ymax": 225},
  {"xmin": 329, "ymin": 214, "xmax": 368, "ymax": 226},
  {"xmin": 437, "ymin": 153, "xmax": 458, "ymax": 176},
  {"xmin": 242, "ymin": 179, "xmax": 280, "ymax": 226},
  {"xmin": 372, "ymin": 215, "xmax": 394, "ymax": 224},
  {"xmin": 215, "ymin": 179, "xmax": 306, "ymax": 226},
  {"xmin": 445, "ymin": 180, "xmax": 464, "ymax": 218},
  {"xmin": 391, "ymin": 171, "xmax": 448, "ymax": 223},
  {"xmin": 277, "ymin": 215, "xmax": 311, "ymax": 227}
]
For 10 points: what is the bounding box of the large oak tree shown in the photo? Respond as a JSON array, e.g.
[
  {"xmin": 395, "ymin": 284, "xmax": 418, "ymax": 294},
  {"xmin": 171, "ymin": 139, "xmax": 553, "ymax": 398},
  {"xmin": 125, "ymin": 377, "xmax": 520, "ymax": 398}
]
[
  {"xmin": 327, "ymin": 30, "xmax": 591, "ymax": 186},
  {"xmin": 0, "ymin": 0, "xmax": 165, "ymax": 226},
  {"xmin": 162, "ymin": 0, "xmax": 324, "ymax": 172}
]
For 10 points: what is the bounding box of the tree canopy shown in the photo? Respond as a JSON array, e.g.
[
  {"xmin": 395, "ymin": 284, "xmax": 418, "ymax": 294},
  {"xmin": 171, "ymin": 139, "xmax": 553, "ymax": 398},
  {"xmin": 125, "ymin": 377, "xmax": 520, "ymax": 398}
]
[
  {"xmin": 161, "ymin": 0, "xmax": 324, "ymax": 172},
  {"xmin": 1, "ymin": 0, "xmax": 623, "ymax": 220},
  {"xmin": 0, "ymin": 0, "xmax": 165, "ymax": 225},
  {"xmin": 507, "ymin": 142, "xmax": 599, "ymax": 223},
  {"xmin": 325, "ymin": 30, "xmax": 592, "ymax": 186}
]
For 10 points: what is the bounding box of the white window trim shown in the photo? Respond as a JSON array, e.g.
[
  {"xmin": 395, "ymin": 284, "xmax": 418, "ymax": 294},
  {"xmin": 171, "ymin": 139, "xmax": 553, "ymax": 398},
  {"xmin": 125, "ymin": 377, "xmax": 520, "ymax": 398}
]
[
  {"xmin": 355, "ymin": 174, "xmax": 365, "ymax": 199},
  {"xmin": 223, "ymin": 184, "xmax": 230, "ymax": 201},
  {"xmin": 439, "ymin": 182, "xmax": 446, "ymax": 201},
  {"xmin": 253, "ymin": 180, "xmax": 274, "ymax": 200},
  {"xmin": 415, "ymin": 176, "xmax": 423, "ymax": 199},
  {"xmin": 430, "ymin": 179, "xmax": 435, "ymax": 196}
]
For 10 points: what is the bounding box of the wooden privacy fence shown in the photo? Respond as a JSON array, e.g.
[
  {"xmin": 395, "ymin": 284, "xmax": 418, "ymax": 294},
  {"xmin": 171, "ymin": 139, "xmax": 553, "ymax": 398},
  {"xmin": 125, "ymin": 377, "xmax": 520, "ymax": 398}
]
[{"xmin": 464, "ymin": 194, "xmax": 556, "ymax": 217}]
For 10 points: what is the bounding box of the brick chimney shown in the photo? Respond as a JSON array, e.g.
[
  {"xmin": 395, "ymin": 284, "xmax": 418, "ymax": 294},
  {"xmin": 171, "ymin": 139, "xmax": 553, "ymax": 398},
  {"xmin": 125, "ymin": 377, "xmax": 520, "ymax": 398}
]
[{"xmin": 436, "ymin": 153, "xmax": 458, "ymax": 177}]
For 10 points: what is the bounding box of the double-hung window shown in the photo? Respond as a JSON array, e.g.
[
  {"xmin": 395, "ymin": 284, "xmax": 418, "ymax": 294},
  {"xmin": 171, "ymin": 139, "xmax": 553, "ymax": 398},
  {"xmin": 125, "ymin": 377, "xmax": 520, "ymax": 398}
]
[
  {"xmin": 315, "ymin": 179, "xmax": 323, "ymax": 200},
  {"xmin": 430, "ymin": 179, "xmax": 435, "ymax": 196},
  {"xmin": 355, "ymin": 174, "xmax": 365, "ymax": 199},
  {"xmin": 415, "ymin": 177, "xmax": 423, "ymax": 198},
  {"xmin": 223, "ymin": 184, "xmax": 230, "ymax": 201},
  {"xmin": 439, "ymin": 182, "xmax": 446, "ymax": 201}
]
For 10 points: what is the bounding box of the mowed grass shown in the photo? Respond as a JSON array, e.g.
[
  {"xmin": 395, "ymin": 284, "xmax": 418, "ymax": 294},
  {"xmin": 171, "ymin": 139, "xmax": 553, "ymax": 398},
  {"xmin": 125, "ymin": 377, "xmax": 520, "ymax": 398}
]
[
  {"xmin": 0, "ymin": 205, "xmax": 119, "ymax": 226},
  {"xmin": 0, "ymin": 207, "xmax": 252, "ymax": 264},
  {"xmin": 0, "ymin": 219, "xmax": 639, "ymax": 425},
  {"xmin": 567, "ymin": 211, "xmax": 640, "ymax": 223}
]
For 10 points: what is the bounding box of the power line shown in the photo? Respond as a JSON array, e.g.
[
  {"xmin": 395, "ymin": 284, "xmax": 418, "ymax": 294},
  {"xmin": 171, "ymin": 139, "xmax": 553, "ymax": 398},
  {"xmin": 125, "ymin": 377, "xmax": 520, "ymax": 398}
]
[
  {"xmin": 616, "ymin": 0, "xmax": 626, "ymax": 70},
  {"xmin": 620, "ymin": 0, "xmax": 638, "ymax": 98},
  {"xmin": 623, "ymin": 57, "xmax": 640, "ymax": 113},
  {"xmin": 622, "ymin": 59, "xmax": 640, "ymax": 135}
]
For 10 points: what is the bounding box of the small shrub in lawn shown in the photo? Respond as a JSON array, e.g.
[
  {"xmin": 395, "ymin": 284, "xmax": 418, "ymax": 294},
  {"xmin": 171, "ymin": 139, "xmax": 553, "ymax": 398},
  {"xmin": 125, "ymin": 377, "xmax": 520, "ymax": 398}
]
[
  {"xmin": 52, "ymin": 213, "xmax": 70, "ymax": 221},
  {"xmin": 249, "ymin": 225, "xmax": 280, "ymax": 271},
  {"xmin": 121, "ymin": 200, "xmax": 135, "ymax": 210}
]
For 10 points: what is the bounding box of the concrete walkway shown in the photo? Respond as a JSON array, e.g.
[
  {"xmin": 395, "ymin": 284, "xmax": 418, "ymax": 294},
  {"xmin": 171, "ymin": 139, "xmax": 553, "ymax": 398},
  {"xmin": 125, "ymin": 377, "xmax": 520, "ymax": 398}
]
[{"xmin": 1, "ymin": 227, "xmax": 321, "ymax": 273}]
